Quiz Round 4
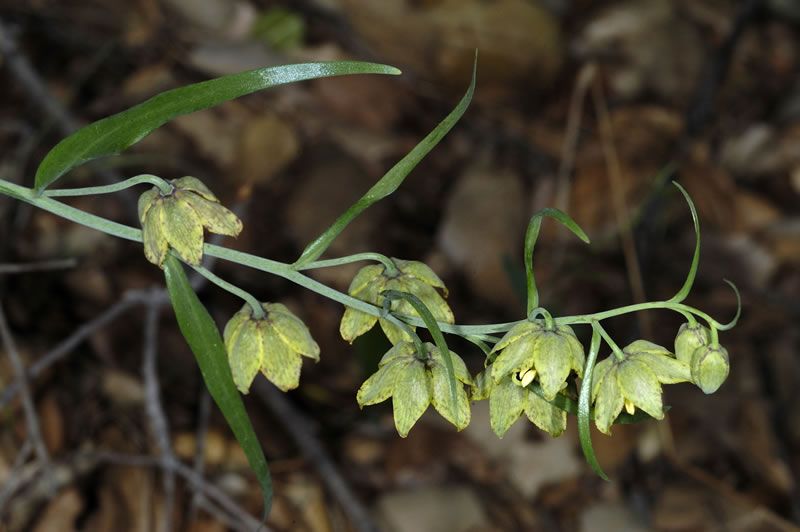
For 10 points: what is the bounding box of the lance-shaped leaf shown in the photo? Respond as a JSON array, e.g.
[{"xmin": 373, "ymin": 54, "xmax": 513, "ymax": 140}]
[
  {"xmin": 293, "ymin": 54, "xmax": 478, "ymax": 268},
  {"xmin": 578, "ymin": 325, "xmax": 608, "ymax": 480},
  {"xmin": 669, "ymin": 181, "xmax": 700, "ymax": 303},
  {"xmin": 163, "ymin": 255, "xmax": 273, "ymax": 517},
  {"xmin": 524, "ymin": 208, "xmax": 590, "ymax": 313},
  {"xmin": 35, "ymin": 61, "xmax": 400, "ymax": 191}
]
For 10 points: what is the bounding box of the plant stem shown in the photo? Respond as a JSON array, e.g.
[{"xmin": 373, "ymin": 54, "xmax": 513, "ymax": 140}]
[
  {"xmin": 0, "ymin": 178, "xmax": 738, "ymax": 343},
  {"xmin": 593, "ymin": 321, "xmax": 625, "ymax": 361},
  {"xmin": 297, "ymin": 252, "xmax": 398, "ymax": 275},
  {"xmin": 44, "ymin": 174, "xmax": 173, "ymax": 197},
  {"xmin": 191, "ymin": 265, "xmax": 265, "ymax": 319}
]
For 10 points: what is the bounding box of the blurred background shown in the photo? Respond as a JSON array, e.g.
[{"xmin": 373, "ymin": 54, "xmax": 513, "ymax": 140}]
[{"xmin": 1, "ymin": 0, "xmax": 799, "ymax": 530}]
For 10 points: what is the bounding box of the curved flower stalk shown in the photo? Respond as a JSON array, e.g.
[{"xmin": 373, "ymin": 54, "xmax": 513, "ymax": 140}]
[
  {"xmin": 139, "ymin": 176, "xmax": 242, "ymax": 267},
  {"xmin": 591, "ymin": 340, "xmax": 690, "ymax": 434},
  {"xmin": 472, "ymin": 367, "xmax": 567, "ymax": 437},
  {"xmin": 490, "ymin": 321, "xmax": 585, "ymax": 401},
  {"xmin": 340, "ymin": 258, "xmax": 454, "ymax": 345},
  {"xmin": 224, "ymin": 302, "xmax": 320, "ymax": 393},
  {"xmin": 356, "ymin": 341, "xmax": 472, "ymax": 437}
]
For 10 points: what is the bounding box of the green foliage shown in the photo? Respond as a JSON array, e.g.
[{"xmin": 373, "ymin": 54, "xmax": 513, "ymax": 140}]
[
  {"xmin": 0, "ymin": 56, "xmax": 745, "ymax": 518},
  {"xmin": 162, "ymin": 255, "xmax": 272, "ymax": 517},
  {"xmin": 34, "ymin": 61, "xmax": 400, "ymax": 191}
]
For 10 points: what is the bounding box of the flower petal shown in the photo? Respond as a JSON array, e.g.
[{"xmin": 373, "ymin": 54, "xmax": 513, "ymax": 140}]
[
  {"xmin": 430, "ymin": 347, "xmax": 472, "ymax": 384},
  {"xmin": 393, "ymin": 258, "xmax": 446, "ymax": 290},
  {"xmin": 616, "ymin": 359, "xmax": 664, "ymax": 420},
  {"xmin": 558, "ymin": 325, "xmax": 586, "ymax": 377},
  {"xmin": 488, "ymin": 376, "xmax": 525, "ymax": 437},
  {"xmin": 491, "ymin": 333, "xmax": 536, "ymax": 382},
  {"xmin": 339, "ymin": 308, "xmax": 378, "ymax": 344},
  {"xmin": 532, "ymin": 332, "xmax": 573, "ymax": 401},
  {"xmin": 429, "ymin": 363, "xmax": 471, "ymax": 431},
  {"xmin": 142, "ymin": 202, "xmax": 169, "ymax": 267},
  {"xmin": 674, "ymin": 323, "xmax": 710, "ymax": 365},
  {"xmin": 138, "ymin": 188, "xmax": 159, "ymax": 224},
  {"xmin": 492, "ymin": 321, "xmax": 541, "ymax": 353},
  {"xmin": 379, "ymin": 318, "xmax": 414, "ymax": 345},
  {"xmin": 356, "ymin": 360, "xmax": 405, "ymax": 406},
  {"xmin": 172, "ymin": 176, "xmax": 217, "ymax": 201},
  {"xmin": 524, "ymin": 390, "xmax": 567, "ymax": 437},
  {"xmin": 391, "ymin": 360, "xmax": 431, "ymax": 437},
  {"xmin": 591, "ymin": 357, "xmax": 614, "ymax": 401},
  {"xmin": 228, "ymin": 320, "xmax": 263, "ymax": 393},
  {"xmin": 400, "ymin": 277, "xmax": 454, "ymax": 324},
  {"xmin": 347, "ymin": 265, "xmax": 385, "ymax": 297},
  {"xmin": 594, "ymin": 366, "xmax": 624, "ymax": 435},
  {"xmin": 260, "ymin": 326, "xmax": 303, "ymax": 391},
  {"xmin": 630, "ymin": 352, "xmax": 691, "ymax": 384},
  {"xmin": 378, "ymin": 341, "xmax": 416, "ymax": 367},
  {"xmin": 181, "ymin": 191, "xmax": 242, "ymax": 236},
  {"xmin": 265, "ymin": 303, "xmax": 320, "ymax": 360},
  {"xmin": 162, "ymin": 198, "xmax": 204, "ymax": 265}
]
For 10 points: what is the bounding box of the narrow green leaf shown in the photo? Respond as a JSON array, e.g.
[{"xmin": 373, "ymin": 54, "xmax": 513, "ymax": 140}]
[
  {"xmin": 163, "ymin": 255, "xmax": 272, "ymax": 517},
  {"xmin": 718, "ymin": 279, "xmax": 741, "ymax": 330},
  {"xmin": 524, "ymin": 208, "xmax": 590, "ymax": 314},
  {"xmin": 578, "ymin": 326, "xmax": 608, "ymax": 480},
  {"xmin": 668, "ymin": 181, "xmax": 700, "ymax": 303},
  {"xmin": 35, "ymin": 61, "xmax": 401, "ymax": 191},
  {"xmin": 293, "ymin": 54, "xmax": 478, "ymax": 268},
  {"xmin": 382, "ymin": 290, "xmax": 459, "ymax": 420}
]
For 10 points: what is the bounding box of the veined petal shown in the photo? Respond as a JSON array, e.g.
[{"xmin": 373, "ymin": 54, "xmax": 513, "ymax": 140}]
[
  {"xmin": 559, "ymin": 326, "xmax": 586, "ymax": 377},
  {"xmin": 401, "ymin": 277, "xmax": 454, "ymax": 324},
  {"xmin": 524, "ymin": 390, "xmax": 567, "ymax": 437},
  {"xmin": 138, "ymin": 188, "xmax": 159, "ymax": 223},
  {"xmin": 347, "ymin": 265, "xmax": 385, "ymax": 297},
  {"xmin": 631, "ymin": 352, "xmax": 691, "ymax": 384},
  {"xmin": 339, "ymin": 308, "xmax": 378, "ymax": 343},
  {"xmin": 162, "ymin": 198, "xmax": 204, "ymax": 265},
  {"xmin": 430, "ymin": 347, "xmax": 472, "ymax": 384},
  {"xmin": 378, "ymin": 341, "xmax": 416, "ymax": 367},
  {"xmin": 616, "ymin": 359, "xmax": 664, "ymax": 420},
  {"xmin": 429, "ymin": 363, "xmax": 471, "ymax": 431},
  {"xmin": 470, "ymin": 370, "xmax": 493, "ymax": 401},
  {"xmin": 492, "ymin": 321, "xmax": 541, "ymax": 353},
  {"xmin": 173, "ymin": 176, "xmax": 217, "ymax": 201},
  {"xmin": 223, "ymin": 307, "xmax": 250, "ymax": 350},
  {"xmin": 532, "ymin": 332, "xmax": 573, "ymax": 401},
  {"xmin": 489, "ymin": 376, "xmax": 525, "ymax": 437},
  {"xmin": 674, "ymin": 323, "xmax": 710, "ymax": 366},
  {"xmin": 391, "ymin": 360, "xmax": 431, "ymax": 437},
  {"xmin": 260, "ymin": 326, "xmax": 303, "ymax": 391},
  {"xmin": 181, "ymin": 192, "xmax": 242, "ymax": 236},
  {"xmin": 228, "ymin": 320, "xmax": 263, "ymax": 393},
  {"xmin": 379, "ymin": 318, "xmax": 414, "ymax": 346},
  {"xmin": 142, "ymin": 202, "xmax": 169, "ymax": 267},
  {"xmin": 594, "ymin": 366, "xmax": 624, "ymax": 435},
  {"xmin": 356, "ymin": 360, "xmax": 405, "ymax": 406},
  {"xmin": 491, "ymin": 334, "xmax": 536, "ymax": 382},
  {"xmin": 265, "ymin": 304, "xmax": 320, "ymax": 360},
  {"xmin": 591, "ymin": 357, "xmax": 615, "ymax": 401},
  {"xmin": 393, "ymin": 258, "xmax": 447, "ymax": 290}
]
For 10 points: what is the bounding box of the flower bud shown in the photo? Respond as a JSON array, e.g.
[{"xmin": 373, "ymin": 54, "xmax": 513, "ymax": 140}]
[
  {"xmin": 139, "ymin": 176, "xmax": 242, "ymax": 267},
  {"xmin": 674, "ymin": 322, "xmax": 710, "ymax": 365},
  {"xmin": 691, "ymin": 345, "xmax": 729, "ymax": 394}
]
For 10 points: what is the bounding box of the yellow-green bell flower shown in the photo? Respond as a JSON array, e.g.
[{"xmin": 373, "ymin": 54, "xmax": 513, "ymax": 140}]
[
  {"xmin": 691, "ymin": 344, "xmax": 729, "ymax": 394},
  {"xmin": 356, "ymin": 341, "xmax": 472, "ymax": 437},
  {"xmin": 223, "ymin": 302, "xmax": 319, "ymax": 393},
  {"xmin": 340, "ymin": 259, "xmax": 454, "ymax": 345},
  {"xmin": 674, "ymin": 322, "xmax": 711, "ymax": 365},
  {"xmin": 473, "ymin": 365, "xmax": 567, "ymax": 438},
  {"xmin": 139, "ymin": 176, "xmax": 242, "ymax": 267},
  {"xmin": 591, "ymin": 340, "xmax": 691, "ymax": 434},
  {"xmin": 489, "ymin": 321, "xmax": 585, "ymax": 401}
]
